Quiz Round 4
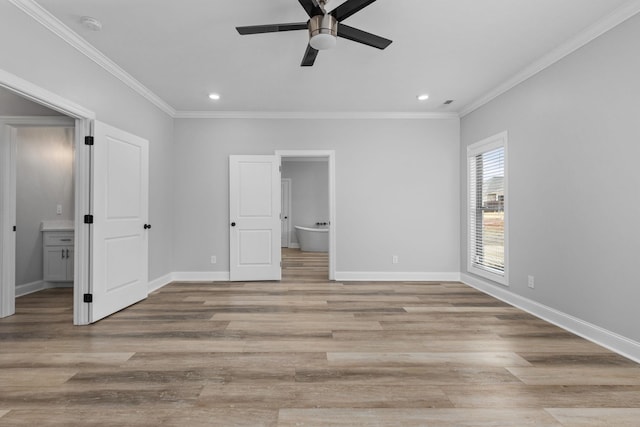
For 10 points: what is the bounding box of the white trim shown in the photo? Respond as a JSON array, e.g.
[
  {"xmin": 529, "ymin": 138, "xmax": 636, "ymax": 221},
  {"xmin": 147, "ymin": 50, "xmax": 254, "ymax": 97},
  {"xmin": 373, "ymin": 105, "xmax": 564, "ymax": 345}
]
[
  {"xmin": 460, "ymin": 0, "xmax": 640, "ymax": 117},
  {"xmin": 8, "ymin": 0, "xmax": 176, "ymax": 117},
  {"xmin": 462, "ymin": 273, "xmax": 640, "ymax": 364},
  {"xmin": 335, "ymin": 272, "xmax": 461, "ymax": 282},
  {"xmin": 289, "ymin": 243, "xmax": 301, "ymax": 249},
  {"xmin": 0, "ymin": 116, "xmax": 75, "ymax": 126},
  {"xmin": 148, "ymin": 273, "xmax": 174, "ymax": 293},
  {"xmin": 276, "ymin": 150, "xmax": 336, "ymax": 281},
  {"xmin": 172, "ymin": 272, "xmax": 231, "ymax": 282},
  {"xmin": 175, "ymin": 111, "xmax": 460, "ymax": 120},
  {"xmin": 16, "ymin": 280, "xmax": 72, "ymax": 298},
  {"xmin": 0, "ymin": 69, "xmax": 95, "ymax": 119}
]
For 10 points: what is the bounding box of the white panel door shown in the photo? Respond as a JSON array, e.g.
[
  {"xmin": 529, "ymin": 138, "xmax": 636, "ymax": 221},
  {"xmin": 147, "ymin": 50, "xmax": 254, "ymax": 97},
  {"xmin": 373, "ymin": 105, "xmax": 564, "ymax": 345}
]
[
  {"xmin": 91, "ymin": 121, "xmax": 149, "ymax": 322},
  {"xmin": 229, "ymin": 155, "xmax": 281, "ymax": 281}
]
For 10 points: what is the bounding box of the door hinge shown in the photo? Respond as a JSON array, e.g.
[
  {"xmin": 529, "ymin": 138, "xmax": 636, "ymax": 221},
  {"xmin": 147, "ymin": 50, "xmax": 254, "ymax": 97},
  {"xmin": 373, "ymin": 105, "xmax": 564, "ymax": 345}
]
[
  {"xmin": 13, "ymin": 225, "xmax": 16, "ymax": 232},
  {"xmin": 84, "ymin": 136, "xmax": 94, "ymax": 146},
  {"xmin": 83, "ymin": 293, "xmax": 93, "ymax": 303},
  {"xmin": 84, "ymin": 214, "xmax": 94, "ymax": 224}
]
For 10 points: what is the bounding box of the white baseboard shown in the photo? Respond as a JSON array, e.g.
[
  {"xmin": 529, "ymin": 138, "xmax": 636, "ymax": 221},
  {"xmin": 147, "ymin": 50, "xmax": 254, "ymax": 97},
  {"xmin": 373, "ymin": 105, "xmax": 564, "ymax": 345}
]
[
  {"xmin": 147, "ymin": 273, "xmax": 174, "ymax": 293},
  {"xmin": 16, "ymin": 280, "xmax": 72, "ymax": 297},
  {"xmin": 461, "ymin": 273, "xmax": 640, "ymax": 364},
  {"xmin": 289, "ymin": 243, "xmax": 300, "ymax": 249},
  {"xmin": 172, "ymin": 271, "xmax": 231, "ymax": 282},
  {"xmin": 335, "ymin": 272, "xmax": 461, "ymax": 282}
]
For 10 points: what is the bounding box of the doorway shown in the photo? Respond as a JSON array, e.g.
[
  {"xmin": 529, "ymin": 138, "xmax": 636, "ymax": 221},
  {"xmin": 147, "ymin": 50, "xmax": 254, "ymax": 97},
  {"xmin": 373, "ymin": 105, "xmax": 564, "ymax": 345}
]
[
  {"xmin": 1, "ymin": 72, "xmax": 91, "ymax": 325},
  {"xmin": 276, "ymin": 150, "xmax": 336, "ymax": 281},
  {"xmin": 12, "ymin": 122, "xmax": 76, "ymax": 305}
]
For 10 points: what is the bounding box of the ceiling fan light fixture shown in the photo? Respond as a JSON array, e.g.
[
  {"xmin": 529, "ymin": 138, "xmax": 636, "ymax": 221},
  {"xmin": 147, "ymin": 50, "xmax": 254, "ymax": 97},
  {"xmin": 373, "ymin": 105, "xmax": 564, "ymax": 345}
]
[{"xmin": 309, "ymin": 15, "xmax": 338, "ymax": 50}]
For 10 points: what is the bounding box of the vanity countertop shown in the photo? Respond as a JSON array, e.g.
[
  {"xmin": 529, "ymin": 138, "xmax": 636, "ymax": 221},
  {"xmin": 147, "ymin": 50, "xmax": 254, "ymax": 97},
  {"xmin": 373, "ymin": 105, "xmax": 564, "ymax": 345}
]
[{"xmin": 41, "ymin": 220, "xmax": 75, "ymax": 231}]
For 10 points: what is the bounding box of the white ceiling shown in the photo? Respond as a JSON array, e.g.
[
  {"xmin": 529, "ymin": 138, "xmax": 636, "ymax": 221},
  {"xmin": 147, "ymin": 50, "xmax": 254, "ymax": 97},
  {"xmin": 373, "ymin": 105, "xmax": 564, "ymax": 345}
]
[{"xmin": 32, "ymin": 0, "xmax": 635, "ymax": 115}]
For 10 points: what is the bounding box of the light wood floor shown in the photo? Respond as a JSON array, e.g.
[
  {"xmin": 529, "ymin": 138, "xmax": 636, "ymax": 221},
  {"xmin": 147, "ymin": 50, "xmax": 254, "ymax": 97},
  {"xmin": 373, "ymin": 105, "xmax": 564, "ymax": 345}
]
[{"xmin": 1, "ymin": 249, "xmax": 640, "ymax": 426}]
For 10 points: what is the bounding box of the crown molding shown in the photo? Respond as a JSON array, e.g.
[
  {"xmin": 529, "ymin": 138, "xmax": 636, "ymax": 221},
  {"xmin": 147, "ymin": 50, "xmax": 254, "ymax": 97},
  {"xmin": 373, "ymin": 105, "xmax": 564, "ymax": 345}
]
[
  {"xmin": 460, "ymin": 0, "xmax": 640, "ymax": 117},
  {"xmin": 174, "ymin": 110, "xmax": 460, "ymax": 120},
  {"xmin": 9, "ymin": 0, "xmax": 176, "ymax": 118}
]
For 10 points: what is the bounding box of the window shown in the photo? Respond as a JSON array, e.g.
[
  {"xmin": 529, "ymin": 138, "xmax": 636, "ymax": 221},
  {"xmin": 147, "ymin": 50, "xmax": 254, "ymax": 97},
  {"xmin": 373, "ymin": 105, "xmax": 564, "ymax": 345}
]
[{"xmin": 467, "ymin": 132, "xmax": 508, "ymax": 285}]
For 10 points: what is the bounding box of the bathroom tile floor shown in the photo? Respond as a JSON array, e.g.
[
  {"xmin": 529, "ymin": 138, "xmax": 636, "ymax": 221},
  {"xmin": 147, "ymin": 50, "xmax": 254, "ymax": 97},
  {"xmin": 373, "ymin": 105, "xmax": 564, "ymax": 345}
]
[{"xmin": 1, "ymin": 249, "xmax": 639, "ymax": 426}]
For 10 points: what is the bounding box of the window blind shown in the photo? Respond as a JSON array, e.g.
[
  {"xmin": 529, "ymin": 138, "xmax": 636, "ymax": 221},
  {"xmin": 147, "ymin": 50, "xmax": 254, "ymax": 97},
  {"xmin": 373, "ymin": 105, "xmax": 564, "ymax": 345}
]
[{"xmin": 469, "ymin": 145, "xmax": 505, "ymax": 277}]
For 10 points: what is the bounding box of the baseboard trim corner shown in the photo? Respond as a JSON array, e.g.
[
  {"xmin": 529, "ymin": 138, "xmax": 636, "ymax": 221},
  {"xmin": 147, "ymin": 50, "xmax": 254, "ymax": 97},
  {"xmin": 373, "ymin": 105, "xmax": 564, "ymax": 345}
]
[
  {"xmin": 148, "ymin": 273, "xmax": 174, "ymax": 293},
  {"xmin": 461, "ymin": 273, "xmax": 640, "ymax": 364},
  {"xmin": 16, "ymin": 280, "xmax": 72, "ymax": 297}
]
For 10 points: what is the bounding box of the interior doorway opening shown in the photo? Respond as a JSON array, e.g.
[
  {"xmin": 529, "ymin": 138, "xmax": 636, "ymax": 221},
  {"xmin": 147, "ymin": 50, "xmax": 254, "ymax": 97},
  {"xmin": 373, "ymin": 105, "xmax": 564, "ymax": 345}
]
[
  {"xmin": 276, "ymin": 150, "xmax": 336, "ymax": 281},
  {"xmin": 0, "ymin": 71, "xmax": 94, "ymax": 325},
  {"xmin": 14, "ymin": 123, "xmax": 76, "ymax": 308}
]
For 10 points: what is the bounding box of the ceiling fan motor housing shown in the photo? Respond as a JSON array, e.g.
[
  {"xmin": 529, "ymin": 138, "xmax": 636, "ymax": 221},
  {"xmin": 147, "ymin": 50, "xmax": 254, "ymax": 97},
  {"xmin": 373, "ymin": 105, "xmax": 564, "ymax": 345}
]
[{"xmin": 309, "ymin": 15, "xmax": 338, "ymax": 50}]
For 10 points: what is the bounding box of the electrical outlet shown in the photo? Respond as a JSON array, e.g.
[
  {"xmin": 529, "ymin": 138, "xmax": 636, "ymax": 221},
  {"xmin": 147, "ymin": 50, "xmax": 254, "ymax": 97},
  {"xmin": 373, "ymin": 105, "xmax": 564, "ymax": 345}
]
[
  {"xmin": 392, "ymin": 255, "xmax": 399, "ymax": 264},
  {"xmin": 528, "ymin": 275, "xmax": 535, "ymax": 289},
  {"xmin": 56, "ymin": 204, "xmax": 62, "ymax": 215},
  {"xmin": 210, "ymin": 256, "xmax": 217, "ymax": 264}
]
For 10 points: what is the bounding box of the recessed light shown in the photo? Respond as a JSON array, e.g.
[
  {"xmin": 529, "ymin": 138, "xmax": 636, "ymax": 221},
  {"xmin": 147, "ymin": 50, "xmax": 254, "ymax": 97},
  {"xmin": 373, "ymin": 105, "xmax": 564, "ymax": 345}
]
[
  {"xmin": 417, "ymin": 94, "xmax": 430, "ymax": 101},
  {"xmin": 81, "ymin": 16, "xmax": 102, "ymax": 31},
  {"xmin": 209, "ymin": 93, "xmax": 221, "ymax": 101}
]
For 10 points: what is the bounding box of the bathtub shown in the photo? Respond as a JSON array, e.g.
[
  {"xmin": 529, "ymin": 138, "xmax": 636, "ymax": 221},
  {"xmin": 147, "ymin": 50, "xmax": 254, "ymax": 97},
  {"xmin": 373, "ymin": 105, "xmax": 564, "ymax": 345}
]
[{"xmin": 295, "ymin": 225, "xmax": 329, "ymax": 252}]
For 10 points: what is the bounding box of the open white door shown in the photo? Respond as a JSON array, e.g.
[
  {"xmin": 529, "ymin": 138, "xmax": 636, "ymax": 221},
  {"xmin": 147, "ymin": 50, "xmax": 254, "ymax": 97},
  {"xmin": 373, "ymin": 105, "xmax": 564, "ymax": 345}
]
[
  {"xmin": 90, "ymin": 121, "xmax": 149, "ymax": 322},
  {"xmin": 229, "ymin": 155, "xmax": 281, "ymax": 281}
]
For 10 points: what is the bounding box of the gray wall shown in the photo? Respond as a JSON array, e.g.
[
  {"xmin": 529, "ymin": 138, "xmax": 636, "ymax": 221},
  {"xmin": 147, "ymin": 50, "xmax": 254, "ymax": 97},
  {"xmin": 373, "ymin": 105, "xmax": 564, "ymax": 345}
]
[
  {"xmin": 16, "ymin": 127, "xmax": 74, "ymax": 286},
  {"xmin": 0, "ymin": 1, "xmax": 175, "ymax": 281},
  {"xmin": 173, "ymin": 118, "xmax": 460, "ymax": 274},
  {"xmin": 282, "ymin": 160, "xmax": 329, "ymax": 246},
  {"xmin": 460, "ymin": 13, "xmax": 640, "ymax": 341}
]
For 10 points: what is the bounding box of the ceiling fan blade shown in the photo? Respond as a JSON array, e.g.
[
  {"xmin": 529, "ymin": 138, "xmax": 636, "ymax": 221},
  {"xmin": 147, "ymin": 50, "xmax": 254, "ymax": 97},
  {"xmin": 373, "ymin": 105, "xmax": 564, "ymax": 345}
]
[
  {"xmin": 236, "ymin": 22, "xmax": 308, "ymax": 35},
  {"xmin": 337, "ymin": 24, "xmax": 392, "ymax": 49},
  {"xmin": 331, "ymin": 0, "xmax": 378, "ymax": 22},
  {"xmin": 298, "ymin": 0, "xmax": 324, "ymax": 17},
  {"xmin": 301, "ymin": 44, "xmax": 319, "ymax": 66}
]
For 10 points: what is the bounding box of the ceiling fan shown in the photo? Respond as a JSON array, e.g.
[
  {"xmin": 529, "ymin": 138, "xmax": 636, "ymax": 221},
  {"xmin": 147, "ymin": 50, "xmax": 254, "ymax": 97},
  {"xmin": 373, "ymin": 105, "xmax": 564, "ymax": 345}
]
[{"xmin": 236, "ymin": 0, "xmax": 392, "ymax": 66}]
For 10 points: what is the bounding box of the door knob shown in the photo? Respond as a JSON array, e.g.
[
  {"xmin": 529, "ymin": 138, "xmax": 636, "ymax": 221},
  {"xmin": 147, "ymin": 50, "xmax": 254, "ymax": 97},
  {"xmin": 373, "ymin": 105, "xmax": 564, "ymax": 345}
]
[
  {"xmin": 231, "ymin": 222, "xmax": 236, "ymax": 227},
  {"xmin": 144, "ymin": 224, "xmax": 152, "ymax": 229}
]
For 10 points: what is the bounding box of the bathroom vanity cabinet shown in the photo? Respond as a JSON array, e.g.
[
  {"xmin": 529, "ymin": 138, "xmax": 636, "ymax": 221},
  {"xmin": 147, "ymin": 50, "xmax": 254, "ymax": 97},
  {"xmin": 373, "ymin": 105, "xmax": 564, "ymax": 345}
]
[{"xmin": 42, "ymin": 223, "xmax": 74, "ymax": 282}]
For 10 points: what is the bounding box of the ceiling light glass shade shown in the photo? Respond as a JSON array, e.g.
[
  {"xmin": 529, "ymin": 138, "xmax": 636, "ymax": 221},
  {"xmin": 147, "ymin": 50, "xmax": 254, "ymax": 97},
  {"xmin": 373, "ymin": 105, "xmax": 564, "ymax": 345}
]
[
  {"xmin": 310, "ymin": 33, "xmax": 337, "ymax": 50},
  {"xmin": 309, "ymin": 15, "xmax": 338, "ymax": 50}
]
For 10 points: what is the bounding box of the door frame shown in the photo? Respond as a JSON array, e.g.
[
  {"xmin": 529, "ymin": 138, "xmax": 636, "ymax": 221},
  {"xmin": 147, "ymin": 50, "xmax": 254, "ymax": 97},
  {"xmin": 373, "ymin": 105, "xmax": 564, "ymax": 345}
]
[
  {"xmin": 281, "ymin": 178, "xmax": 292, "ymax": 248},
  {"xmin": 0, "ymin": 68, "xmax": 95, "ymax": 325},
  {"xmin": 275, "ymin": 150, "xmax": 336, "ymax": 281}
]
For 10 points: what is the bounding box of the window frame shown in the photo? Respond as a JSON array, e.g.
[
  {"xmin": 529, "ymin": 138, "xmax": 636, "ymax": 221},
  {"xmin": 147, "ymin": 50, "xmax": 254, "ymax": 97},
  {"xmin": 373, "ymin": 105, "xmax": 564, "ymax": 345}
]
[{"xmin": 467, "ymin": 131, "xmax": 509, "ymax": 286}]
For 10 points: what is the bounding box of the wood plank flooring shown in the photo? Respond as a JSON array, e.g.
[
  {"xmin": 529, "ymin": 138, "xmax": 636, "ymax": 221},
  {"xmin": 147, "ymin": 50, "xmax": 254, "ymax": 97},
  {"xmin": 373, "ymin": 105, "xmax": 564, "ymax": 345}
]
[{"xmin": 1, "ymin": 249, "xmax": 639, "ymax": 426}]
